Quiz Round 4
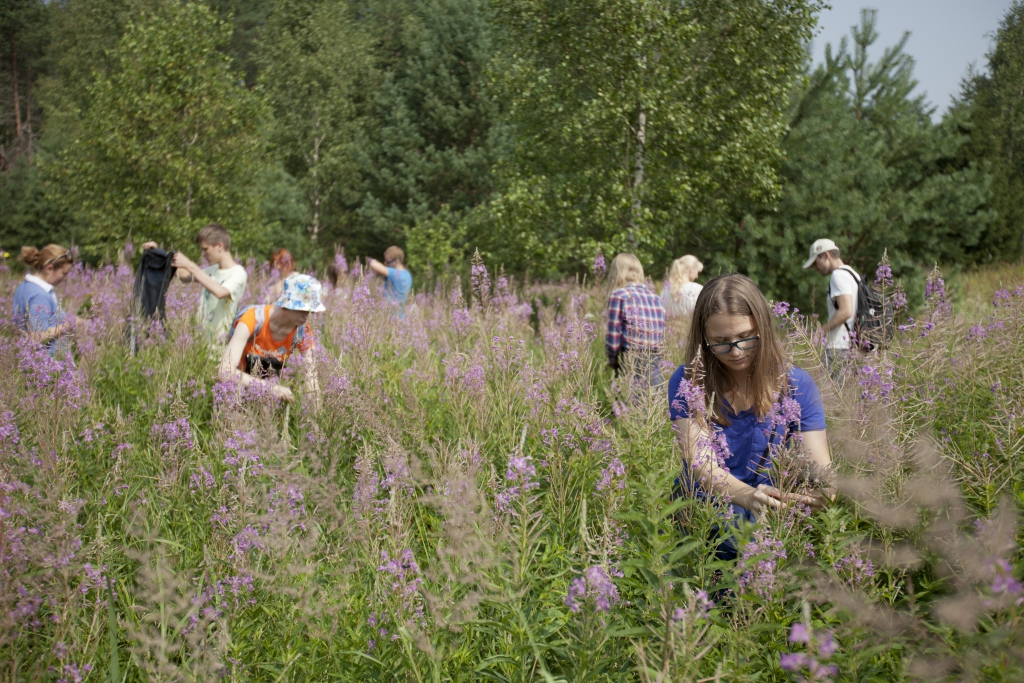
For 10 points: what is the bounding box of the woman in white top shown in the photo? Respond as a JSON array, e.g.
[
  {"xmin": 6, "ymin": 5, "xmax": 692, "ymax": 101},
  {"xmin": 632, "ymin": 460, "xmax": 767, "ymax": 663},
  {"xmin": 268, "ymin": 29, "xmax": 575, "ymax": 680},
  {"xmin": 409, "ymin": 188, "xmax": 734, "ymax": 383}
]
[{"xmin": 661, "ymin": 255, "xmax": 704, "ymax": 317}]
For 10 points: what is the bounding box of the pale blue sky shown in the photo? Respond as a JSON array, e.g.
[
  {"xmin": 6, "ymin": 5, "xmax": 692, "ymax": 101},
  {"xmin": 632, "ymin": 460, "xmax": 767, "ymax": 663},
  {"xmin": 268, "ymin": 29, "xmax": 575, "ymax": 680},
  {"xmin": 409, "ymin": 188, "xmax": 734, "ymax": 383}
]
[{"xmin": 811, "ymin": 1, "xmax": 1015, "ymax": 118}]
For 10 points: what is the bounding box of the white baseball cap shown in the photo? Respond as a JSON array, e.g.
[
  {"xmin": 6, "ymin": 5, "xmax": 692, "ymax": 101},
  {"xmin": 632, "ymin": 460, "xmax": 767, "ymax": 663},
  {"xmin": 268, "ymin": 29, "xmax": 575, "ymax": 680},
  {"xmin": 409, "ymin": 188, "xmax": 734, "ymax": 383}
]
[{"xmin": 803, "ymin": 238, "xmax": 838, "ymax": 269}]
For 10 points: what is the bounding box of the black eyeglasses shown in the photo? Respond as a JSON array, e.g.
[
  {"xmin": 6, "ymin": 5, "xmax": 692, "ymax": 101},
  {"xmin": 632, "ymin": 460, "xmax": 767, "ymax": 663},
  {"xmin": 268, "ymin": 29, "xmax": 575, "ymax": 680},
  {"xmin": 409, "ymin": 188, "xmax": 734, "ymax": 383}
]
[{"xmin": 705, "ymin": 335, "xmax": 760, "ymax": 355}]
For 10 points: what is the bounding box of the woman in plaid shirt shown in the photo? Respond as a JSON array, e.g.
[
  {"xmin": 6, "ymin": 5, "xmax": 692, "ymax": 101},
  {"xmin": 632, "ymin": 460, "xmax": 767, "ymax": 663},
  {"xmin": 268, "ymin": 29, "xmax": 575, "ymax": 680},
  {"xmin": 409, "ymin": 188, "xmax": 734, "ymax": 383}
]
[{"xmin": 605, "ymin": 253, "xmax": 666, "ymax": 387}]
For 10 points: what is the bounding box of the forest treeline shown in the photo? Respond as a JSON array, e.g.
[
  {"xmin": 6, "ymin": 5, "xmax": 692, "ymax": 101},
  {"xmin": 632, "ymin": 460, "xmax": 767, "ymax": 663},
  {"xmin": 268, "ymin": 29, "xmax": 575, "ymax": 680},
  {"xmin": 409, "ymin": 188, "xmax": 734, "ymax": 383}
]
[{"xmin": 1, "ymin": 0, "xmax": 1023, "ymax": 311}]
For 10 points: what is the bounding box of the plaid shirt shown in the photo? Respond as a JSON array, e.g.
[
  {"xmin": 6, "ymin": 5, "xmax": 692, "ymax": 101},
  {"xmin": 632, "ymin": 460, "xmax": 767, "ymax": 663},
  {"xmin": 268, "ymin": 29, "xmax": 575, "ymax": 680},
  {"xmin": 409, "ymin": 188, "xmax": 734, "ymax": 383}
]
[{"xmin": 606, "ymin": 283, "xmax": 665, "ymax": 363}]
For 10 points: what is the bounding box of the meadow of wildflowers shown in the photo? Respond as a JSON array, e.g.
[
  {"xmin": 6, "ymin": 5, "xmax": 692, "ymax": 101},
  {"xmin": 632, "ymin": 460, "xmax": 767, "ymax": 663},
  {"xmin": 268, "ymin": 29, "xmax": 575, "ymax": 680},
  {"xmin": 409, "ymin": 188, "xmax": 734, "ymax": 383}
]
[{"xmin": 2, "ymin": 252, "xmax": 1024, "ymax": 682}]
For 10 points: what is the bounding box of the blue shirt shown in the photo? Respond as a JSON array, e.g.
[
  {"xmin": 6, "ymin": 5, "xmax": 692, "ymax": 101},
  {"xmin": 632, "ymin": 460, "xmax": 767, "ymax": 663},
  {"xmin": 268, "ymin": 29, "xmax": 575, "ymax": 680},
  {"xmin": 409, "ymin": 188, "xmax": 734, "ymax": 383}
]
[
  {"xmin": 13, "ymin": 276, "xmax": 68, "ymax": 356},
  {"xmin": 384, "ymin": 268, "xmax": 412, "ymax": 306},
  {"xmin": 668, "ymin": 365, "xmax": 826, "ymax": 487}
]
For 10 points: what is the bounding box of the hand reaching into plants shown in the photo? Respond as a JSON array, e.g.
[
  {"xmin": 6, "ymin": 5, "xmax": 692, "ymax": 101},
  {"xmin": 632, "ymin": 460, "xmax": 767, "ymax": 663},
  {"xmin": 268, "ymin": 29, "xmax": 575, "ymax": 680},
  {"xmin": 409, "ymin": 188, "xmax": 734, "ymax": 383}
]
[
  {"xmin": 736, "ymin": 484, "xmax": 785, "ymax": 513},
  {"xmin": 271, "ymin": 385, "xmax": 294, "ymax": 402}
]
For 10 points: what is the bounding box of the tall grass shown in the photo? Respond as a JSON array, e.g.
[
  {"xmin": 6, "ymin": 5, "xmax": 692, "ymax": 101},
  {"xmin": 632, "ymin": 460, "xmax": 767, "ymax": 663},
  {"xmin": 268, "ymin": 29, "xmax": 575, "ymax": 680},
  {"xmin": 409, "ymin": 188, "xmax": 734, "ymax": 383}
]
[{"xmin": 2, "ymin": 254, "xmax": 1023, "ymax": 682}]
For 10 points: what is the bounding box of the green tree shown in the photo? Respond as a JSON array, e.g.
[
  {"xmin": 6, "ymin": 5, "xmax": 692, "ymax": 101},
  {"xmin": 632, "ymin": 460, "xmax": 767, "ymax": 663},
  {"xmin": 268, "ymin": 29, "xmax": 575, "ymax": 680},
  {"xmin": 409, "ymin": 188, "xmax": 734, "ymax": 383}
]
[
  {"xmin": 259, "ymin": 0, "xmax": 370, "ymax": 250},
  {"xmin": 355, "ymin": 0, "xmax": 510, "ymax": 256},
  {"xmin": 47, "ymin": 0, "xmax": 268, "ymax": 257},
  {"xmin": 954, "ymin": 0, "xmax": 1024, "ymax": 261},
  {"xmin": 0, "ymin": 0, "xmax": 50, "ymax": 169},
  {"xmin": 481, "ymin": 0, "xmax": 821, "ymax": 276},
  {"xmin": 740, "ymin": 9, "xmax": 993, "ymax": 313}
]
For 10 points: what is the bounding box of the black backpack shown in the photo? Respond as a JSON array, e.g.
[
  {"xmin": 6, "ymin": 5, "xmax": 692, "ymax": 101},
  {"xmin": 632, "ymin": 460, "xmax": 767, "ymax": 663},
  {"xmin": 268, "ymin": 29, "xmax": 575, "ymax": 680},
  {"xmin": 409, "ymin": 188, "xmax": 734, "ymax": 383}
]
[{"xmin": 831, "ymin": 266, "xmax": 894, "ymax": 351}]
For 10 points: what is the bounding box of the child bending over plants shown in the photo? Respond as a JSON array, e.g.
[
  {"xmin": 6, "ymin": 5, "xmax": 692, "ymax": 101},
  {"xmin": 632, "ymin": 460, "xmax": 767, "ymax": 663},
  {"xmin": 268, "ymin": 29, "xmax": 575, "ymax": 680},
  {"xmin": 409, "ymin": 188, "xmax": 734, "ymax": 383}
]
[
  {"xmin": 668, "ymin": 273, "xmax": 834, "ymax": 560},
  {"xmin": 220, "ymin": 274, "xmax": 324, "ymax": 404}
]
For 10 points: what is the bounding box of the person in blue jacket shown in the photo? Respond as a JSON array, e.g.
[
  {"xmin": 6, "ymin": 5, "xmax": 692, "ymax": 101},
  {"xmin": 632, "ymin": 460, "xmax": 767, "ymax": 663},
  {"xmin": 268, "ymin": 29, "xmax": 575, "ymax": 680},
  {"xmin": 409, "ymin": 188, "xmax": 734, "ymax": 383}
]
[
  {"xmin": 13, "ymin": 244, "xmax": 77, "ymax": 357},
  {"xmin": 668, "ymin": 274, "xmax": 833, "ymax": 559}
]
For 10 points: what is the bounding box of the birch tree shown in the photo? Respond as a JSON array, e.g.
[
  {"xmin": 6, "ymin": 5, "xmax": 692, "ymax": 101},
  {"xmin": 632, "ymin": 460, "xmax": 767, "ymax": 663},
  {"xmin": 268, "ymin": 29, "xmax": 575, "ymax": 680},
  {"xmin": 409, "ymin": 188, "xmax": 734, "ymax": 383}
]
[
  {"xmin": 484, "ymin": 0, "xmax": 822, "ymax": 274},
  {"xmin": 50, "ymin": 0, "xmax": 265, "ymax": 255}
]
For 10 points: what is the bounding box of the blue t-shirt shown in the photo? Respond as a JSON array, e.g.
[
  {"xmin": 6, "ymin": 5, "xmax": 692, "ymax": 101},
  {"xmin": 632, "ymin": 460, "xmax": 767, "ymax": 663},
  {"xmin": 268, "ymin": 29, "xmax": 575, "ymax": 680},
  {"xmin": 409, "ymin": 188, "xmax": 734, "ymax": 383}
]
[
  {"xmin": 667, "ymin": 365, "xmax": 826, "ymax": 487},
  {"xmin": 384, "ymin": 268, "xmax": 412, "ymax": 306},
  {"xmin": 13, "ymin": 278, "xmax": 68, "ymax": 357}
]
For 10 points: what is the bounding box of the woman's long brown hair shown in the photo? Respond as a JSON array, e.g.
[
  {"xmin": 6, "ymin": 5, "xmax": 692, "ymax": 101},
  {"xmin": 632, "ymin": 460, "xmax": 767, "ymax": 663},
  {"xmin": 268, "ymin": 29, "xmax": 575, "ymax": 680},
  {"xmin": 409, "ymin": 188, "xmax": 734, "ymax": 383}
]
[{"xmin": 683, "ymin": 274, "xmax": 787, "ymax": 425}]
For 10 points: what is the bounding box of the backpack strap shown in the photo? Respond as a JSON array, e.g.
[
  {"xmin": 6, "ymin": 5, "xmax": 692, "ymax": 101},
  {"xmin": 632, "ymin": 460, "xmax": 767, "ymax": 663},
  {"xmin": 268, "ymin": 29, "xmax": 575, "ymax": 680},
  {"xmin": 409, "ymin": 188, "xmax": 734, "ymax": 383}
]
[
  {"xmin": 830, "ymin": 266, "xmax": 861, "ymax": 335},
  {"xmin": 231, "ymin": 304, "xmax": 266, "ymax": 336}
]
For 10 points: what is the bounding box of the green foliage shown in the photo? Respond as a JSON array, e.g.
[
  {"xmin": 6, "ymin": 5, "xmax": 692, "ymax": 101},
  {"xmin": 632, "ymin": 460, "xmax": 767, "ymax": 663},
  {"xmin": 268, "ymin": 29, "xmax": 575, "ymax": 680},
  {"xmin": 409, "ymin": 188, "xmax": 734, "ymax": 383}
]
[
  {"xmin": 0, "ymin": 154, "xmax": 79, "ymax": 251},
  {"xmin": 953, "ymin": 0, "xmax": 1024, "ymax": 262},
  {"xmin": 47, "ymin": 0, "xmax": 268, "ymax": 258},
  {"xmin": 356, "ymin": 0, "xmax": 510, "ymax": 255},
  {"xmin": 259, "ymin": 0, "xmax": 371, "ymax": 251},
  {"xmin": 405, "ymin": 203, "xmax": 468, "ymax": 277},
  {"xmin": 0, "ymin": 0, "xmax": 50, "ymax": 164},
  {"xmin": 740, "ymin": 10, "xmax": 994, "ymax": 315},
  {"xmin": 482, "ymin": 0, "xmax": 822, "ymax": 275}
]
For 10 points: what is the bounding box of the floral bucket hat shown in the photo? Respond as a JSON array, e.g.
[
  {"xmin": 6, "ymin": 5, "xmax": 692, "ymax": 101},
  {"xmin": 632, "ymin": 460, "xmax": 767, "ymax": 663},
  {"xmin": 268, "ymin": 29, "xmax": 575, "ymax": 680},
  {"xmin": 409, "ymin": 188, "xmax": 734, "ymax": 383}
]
[{"xmin": 275, "ymin": 274, "xmax": 326, "ymax": 313}]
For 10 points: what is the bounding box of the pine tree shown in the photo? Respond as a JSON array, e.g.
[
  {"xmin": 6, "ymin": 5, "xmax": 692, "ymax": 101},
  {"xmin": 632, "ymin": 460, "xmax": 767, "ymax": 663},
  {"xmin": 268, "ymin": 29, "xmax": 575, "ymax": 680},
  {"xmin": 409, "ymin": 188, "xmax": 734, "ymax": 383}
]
[
  {"xmin": 955, "ymin": 1, "xmax": 1024, "ymax": 261},
  {"xmin": 355, "ymin": 0, "xmax": 509, "ymax": 255},
  {"xmin": 740, "ymin": 9, "xmax": 994, "ymax": 312}
]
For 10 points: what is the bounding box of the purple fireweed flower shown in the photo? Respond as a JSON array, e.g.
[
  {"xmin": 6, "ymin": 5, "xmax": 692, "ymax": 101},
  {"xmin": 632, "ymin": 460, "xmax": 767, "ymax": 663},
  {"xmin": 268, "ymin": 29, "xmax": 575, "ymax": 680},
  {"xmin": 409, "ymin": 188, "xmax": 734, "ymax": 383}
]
[
  {"xmin": 968, "ymin": 325, "xmax": 987, "ymax": 342},
  {"xmin": 595, "ymin": 458, "xmax": 626, "ymax": 492},
  {"xmin": 790, "ymin": 622, "xmax": 811, "ymax": 643},
  {"xmin": 737, "ymin": 531, "xmax": 786, "ymax": 598},
  {"xmin": 993, "ymin": 289, "xmax": 1011, "ymax": 307},
  {"xmin": 834, "ymin": 554, "xmax": 875, "ymax": 587},
  {"xmin": 150, "ymin": 417, "xmax": 193, "ymax": 452},
  {"xmin": 671, "ymin": 375, "xmax": 706, "ymax": 417},
  {"xmin": 892, "ymin": 289, "xmax": 907, "ymax": 310},
  {"xmin": 875, "ymin": 263, "xmax": 894, "ymax": 288},
  {"xmin": 470, "ymin": 258, "xmax": 491, "ymax": 305},
  {"xmin": 992, "ymin": 558, "xmax": 1023, "ymax": 595},
  {"xmin": 818, "ymin": 632, "xmax": 837, "ymax": 658},
  {"xmin": 773, "ymin": 301, "xmax": 791, "ymax": 317},
  {"xmin": 563, "ymin": 565, "xmax": 620, "ymax": 614},
  {"xmin": 593, "ymin": 252, "xmax": 607, "ymax": 281},
  {"xmin": 780, "ymin": 653, "xmax": 807, "ymax": 671}
]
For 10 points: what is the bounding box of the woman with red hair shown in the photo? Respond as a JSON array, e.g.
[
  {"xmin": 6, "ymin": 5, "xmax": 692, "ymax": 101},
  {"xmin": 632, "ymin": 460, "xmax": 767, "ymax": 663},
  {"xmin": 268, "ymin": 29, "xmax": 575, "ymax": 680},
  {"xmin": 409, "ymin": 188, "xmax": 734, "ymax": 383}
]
[{"xmin": 263, "ymin": 248, "xmax": 296, "ymax": 303}]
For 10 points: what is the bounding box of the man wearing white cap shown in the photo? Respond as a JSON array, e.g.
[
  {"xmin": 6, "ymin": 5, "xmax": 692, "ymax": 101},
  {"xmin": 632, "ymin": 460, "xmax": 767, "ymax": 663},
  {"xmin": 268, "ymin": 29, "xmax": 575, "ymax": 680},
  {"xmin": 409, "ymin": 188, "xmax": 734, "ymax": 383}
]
[{"xmin": 803, "ymin": 239, "xmax": 859, "ymax": 379}]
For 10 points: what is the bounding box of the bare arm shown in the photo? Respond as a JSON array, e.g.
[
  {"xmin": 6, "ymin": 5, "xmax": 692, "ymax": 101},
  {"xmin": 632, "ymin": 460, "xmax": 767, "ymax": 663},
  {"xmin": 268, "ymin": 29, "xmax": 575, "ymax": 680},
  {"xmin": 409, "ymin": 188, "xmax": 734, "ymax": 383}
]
[
  {"xmin": 799, "ymin": 429, "xmax": 834, "ymax": 509},
  {"xmin": 30, "ymin": 316, "xmax": 76, "ymax": 344},
  {"xmin": 674, "ymin": 418, "xmax": 786, "ymax": 513},
  {"xmin": 173, "ymin": 253, "xmax": 230, "ymax": 298},
  {"xmin": 823, "ymin": 294, "xmax": 854, "ymax": 333},
  {"xmin": 367, "ymin": 258, "xmax": 389, "ymax": 277},
  {"xmin": 218, "ymin": 323, "xmax": 294, "ymax": 401}
]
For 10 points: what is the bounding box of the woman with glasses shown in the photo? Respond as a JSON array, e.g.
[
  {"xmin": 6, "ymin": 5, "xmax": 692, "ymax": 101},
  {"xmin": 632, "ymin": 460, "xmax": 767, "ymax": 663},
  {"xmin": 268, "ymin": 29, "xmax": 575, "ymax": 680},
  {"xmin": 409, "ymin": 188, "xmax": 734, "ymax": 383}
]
[
  {"xmin": 13, "ymin": 244, "xmax": 78, "ymax": 357},
  {"xmin": 667, "ymin": 274, "xmax": 832, "ymax": 559}
]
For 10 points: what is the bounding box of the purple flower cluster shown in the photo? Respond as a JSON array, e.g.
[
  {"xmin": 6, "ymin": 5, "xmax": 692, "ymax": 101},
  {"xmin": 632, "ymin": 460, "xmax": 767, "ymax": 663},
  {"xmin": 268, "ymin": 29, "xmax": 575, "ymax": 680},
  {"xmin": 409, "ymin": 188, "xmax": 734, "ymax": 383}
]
[
  {"xmin": 17, "ymin": 345, "xmax": 88, "ymax": 408},
  {"xmin": 564, "ymin": 565, "xmax": 620, "ymax": 613},
  {"xmin": 593, "ymin": 251, "xmax": 607, "ymax": 281},
  {"xmin": 874, "ymin": 262, "xmax": 894, "ymax": 288},
  {"xmin": 780, "ymin": 622, "xmax": 838, "ymax": 681},
  {"xmin": 833, "ymin": 553, "xmax": 875, "ymax": 587},
  {"xmin": 377, "ymin": 549, "xmax": 426, "ymax": 629},
  {"xmin": 737, "ymin": 531, "xmax": 787, "ymax": 599},
  {"xmin": 223, "ymin": 430, "xmax": 262, "ymax": 474},
  {"xmin": 595, "ymin": 458, "xmax": 626, "ymax": 493},
  {"xmin": 150, "ymin": 417, "xmax": 193, "ymax": 452},
  {"xmin": 471, "ymin": 257, "xmax": 491, "ymax": 306},
  {"xmin": 991, "ymin": 558, "xmax": 1023, "ymax": 596},
  {"xmin": 772, "ymin": 301, "xmax": 791, "ymax": 317},
  {"xmin": 495, "ymin": 454, "xmax": 540, "ymax": 515}
]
